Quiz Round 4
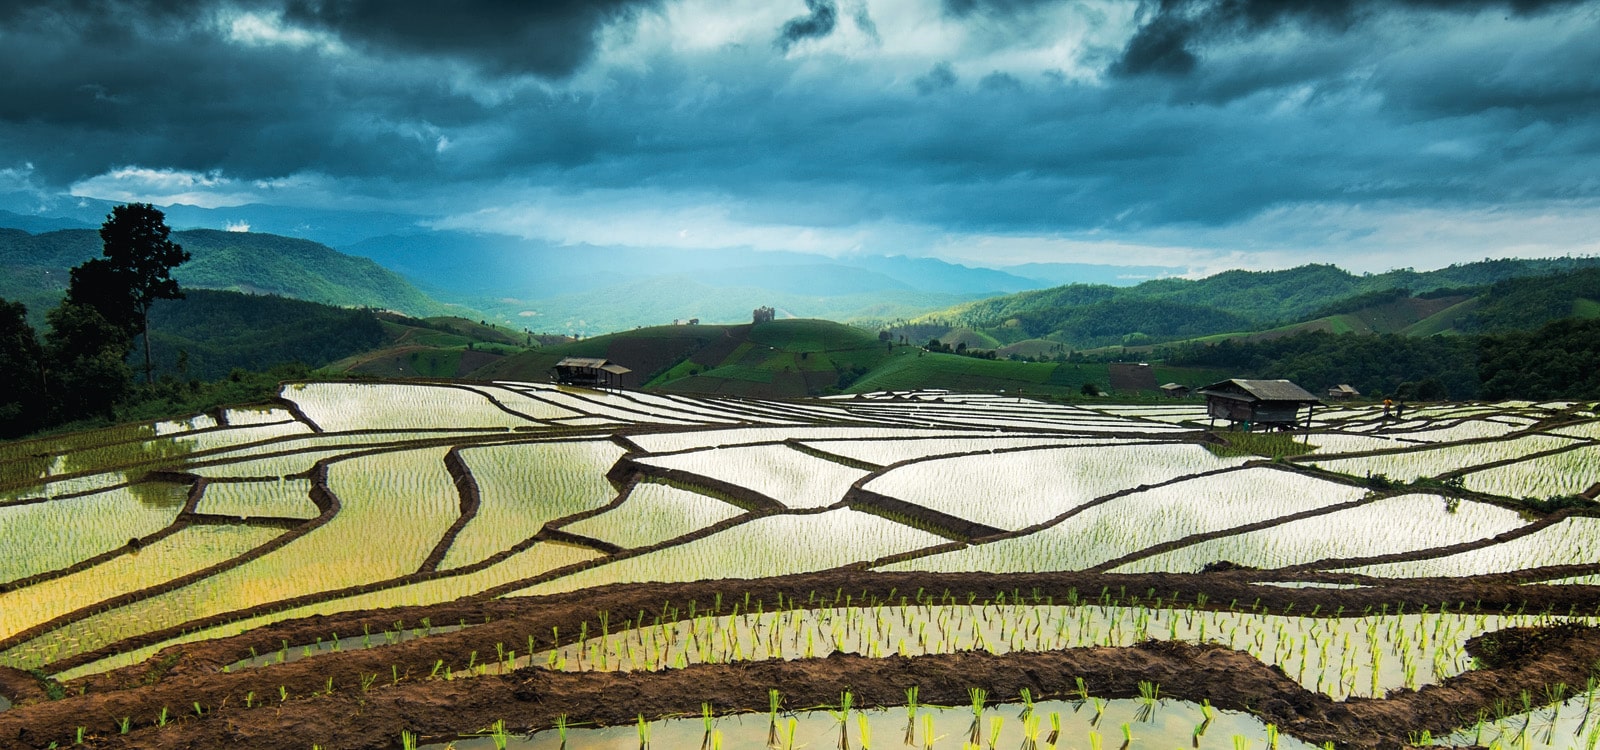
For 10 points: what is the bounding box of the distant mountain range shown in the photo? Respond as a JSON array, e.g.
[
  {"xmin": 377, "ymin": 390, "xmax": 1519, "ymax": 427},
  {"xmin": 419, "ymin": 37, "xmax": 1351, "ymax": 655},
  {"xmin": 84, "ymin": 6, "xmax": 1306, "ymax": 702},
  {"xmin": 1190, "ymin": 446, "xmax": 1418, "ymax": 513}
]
[
  {"xmin": 0, "ymin": 227, "xmax": 457, "ymax": 321},
  {"xmin": 900, "ymin": 259, "xmax": 1600, "ymax": 351}
]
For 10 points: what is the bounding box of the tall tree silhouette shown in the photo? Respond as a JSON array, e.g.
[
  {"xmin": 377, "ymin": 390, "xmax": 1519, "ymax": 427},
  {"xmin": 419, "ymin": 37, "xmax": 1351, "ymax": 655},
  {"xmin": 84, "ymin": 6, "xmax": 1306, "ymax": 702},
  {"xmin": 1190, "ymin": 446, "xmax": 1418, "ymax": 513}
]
[{"xmin": 68, "ymin": 203, "xmax": 190, "ymax": 386}]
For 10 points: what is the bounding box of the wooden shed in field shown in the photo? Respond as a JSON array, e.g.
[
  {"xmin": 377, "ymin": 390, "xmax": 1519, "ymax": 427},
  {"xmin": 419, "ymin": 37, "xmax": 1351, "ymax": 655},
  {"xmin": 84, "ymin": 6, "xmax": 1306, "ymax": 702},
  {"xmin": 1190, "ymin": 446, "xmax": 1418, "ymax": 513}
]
[
  {"xmin": 552, "ymin": 357, "xmax": 631, "ymax": 388},
  {"xmin": 1159, "ymin": 382, "xmax": 1191, "ymax": 398},
  {"xmin": 1327, "ymin": 384, "xmax": 1360, "ymax": 400},
  {"xmin": 1198, "ymin": 379, "xmax": 1321, "ymax": 430}
]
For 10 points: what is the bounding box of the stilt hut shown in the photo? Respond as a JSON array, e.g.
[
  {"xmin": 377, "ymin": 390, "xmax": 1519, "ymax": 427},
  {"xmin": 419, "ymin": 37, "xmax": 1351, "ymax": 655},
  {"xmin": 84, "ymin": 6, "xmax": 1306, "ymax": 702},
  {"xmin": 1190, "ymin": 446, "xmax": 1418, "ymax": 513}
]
[
  {"xmin": 1199, "ymin": 379, "xmax": 1321, "ymax": 430},
  {"xmin": 552, "ymin": 357, "xmax": 631, "ymax": 388}
]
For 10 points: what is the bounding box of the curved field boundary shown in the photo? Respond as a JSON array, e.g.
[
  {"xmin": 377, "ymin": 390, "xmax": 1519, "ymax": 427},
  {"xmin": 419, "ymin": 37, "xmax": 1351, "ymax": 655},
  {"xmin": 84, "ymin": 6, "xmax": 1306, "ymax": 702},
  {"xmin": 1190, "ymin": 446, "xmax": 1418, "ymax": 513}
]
[
  {"xmin": 0, "ymin": 461, "xmax": 340, "ymax": 662},
  {"xmin": 839, "ymin": 444, "xmax": 1252, "ymax": 570},
  {"xmin": 843, "ymin": 487, "xmax": 1003, "ymax": 541},
  {"xmin": 1280, "ymin": 509, "xmax": 1574, "ymax": 574},
  {"xmin": 607, "ymin": 456, "xmax": 788, "ymax": 514},
  {"xmin": 0, "ymin": 480, "xmax": 203, "ymax": 594},
  {"xmin": 1085, "ymin": 490, "xmax": 1394, "ymax": 574},
  {"xmin": 269, "ymin": 395, "xmax": 323, "ymax": 433},
  {"xmin": 783, "ymin": 439, "xmax": 885, "ymax": 470},
  {"xmin": 1438, "ymin": 436, "xmax": 1600, "ymax": 482},
  {"xmin": 417, "ymin": 448, "xmax": 482, "ymax": 573}
]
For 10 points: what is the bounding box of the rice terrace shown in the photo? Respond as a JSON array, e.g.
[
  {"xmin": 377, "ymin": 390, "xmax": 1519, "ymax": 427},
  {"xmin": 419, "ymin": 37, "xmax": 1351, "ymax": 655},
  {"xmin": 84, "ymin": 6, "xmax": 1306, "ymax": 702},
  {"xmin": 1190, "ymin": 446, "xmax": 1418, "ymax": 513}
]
[{"xmin": 0, "ymin": 379, "xmax": 1598, "ymax": 749}]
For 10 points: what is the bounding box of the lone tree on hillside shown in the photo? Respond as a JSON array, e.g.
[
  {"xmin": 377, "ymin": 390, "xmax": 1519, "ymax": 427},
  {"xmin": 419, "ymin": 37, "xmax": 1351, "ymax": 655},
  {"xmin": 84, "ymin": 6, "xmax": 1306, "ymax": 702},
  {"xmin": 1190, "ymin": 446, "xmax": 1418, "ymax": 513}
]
[{"xmin": 67, "ymin": 203, "xmax": 190, "ymax": 386}]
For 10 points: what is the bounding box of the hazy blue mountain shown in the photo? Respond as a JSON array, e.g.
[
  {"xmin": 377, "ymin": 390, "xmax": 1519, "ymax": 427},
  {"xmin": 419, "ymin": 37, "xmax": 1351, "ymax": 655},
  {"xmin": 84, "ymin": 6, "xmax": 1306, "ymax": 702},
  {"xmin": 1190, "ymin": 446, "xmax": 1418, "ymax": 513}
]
[{"xmin": 0, "ymin": 228, "xmax": 457, "ymax": 320}]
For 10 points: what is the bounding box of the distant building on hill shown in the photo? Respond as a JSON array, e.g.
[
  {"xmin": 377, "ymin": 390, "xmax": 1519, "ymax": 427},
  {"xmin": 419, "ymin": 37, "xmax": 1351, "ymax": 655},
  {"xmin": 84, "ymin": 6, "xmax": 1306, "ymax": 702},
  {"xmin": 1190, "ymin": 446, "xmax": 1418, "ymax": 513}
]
[
  {"xmin": 1327, "ymin": 384, "xmax": 1360, "ymax": 400},
  {"xmin": 753, "ymin": 306, "xmax": 776, "ymax": 324},
  {"xmin": 552, "ymin": 357, "xmax": 631, "ymax": 389},
  {"xmin": 1159, "ymin": 383, "xmax": 1191, "ymax": 398},
  {"xmin": 1108, "ymin": 362, "xmax": 1159, "ymax": 393},
  {"xmin": 1199, "ymin": 379, "xmax": 1322, "ymax": 430}
]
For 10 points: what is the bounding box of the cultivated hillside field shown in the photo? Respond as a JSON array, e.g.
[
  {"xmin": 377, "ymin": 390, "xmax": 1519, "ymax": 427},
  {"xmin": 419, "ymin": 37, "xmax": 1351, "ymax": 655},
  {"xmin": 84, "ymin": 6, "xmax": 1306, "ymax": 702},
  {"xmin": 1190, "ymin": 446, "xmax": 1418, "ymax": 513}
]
[{"xmin": 2, "ymin": 383, "xmax": 1599, "ymax": 748}]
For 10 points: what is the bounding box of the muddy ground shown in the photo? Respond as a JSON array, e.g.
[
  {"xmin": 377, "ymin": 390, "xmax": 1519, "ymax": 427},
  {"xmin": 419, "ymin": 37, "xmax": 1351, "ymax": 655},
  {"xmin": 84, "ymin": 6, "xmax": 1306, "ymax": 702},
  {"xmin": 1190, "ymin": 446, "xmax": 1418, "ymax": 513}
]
[{"xmin": 4, "ymin": 569, "xmax": 1600, "ymax": 749}]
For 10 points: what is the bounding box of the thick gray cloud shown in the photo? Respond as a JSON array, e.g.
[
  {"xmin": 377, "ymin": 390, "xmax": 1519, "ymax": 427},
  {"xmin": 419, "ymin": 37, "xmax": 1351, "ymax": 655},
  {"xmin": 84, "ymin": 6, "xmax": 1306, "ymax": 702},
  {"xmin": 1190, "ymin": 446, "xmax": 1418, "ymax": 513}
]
[
  {"xmin": 1112, "ymin": 0, "xmax": 1587, "ymax": 77},
  {"xmin": 776, "ymin": 0, "xmax": 839, "ymax": 50},
  {"xmin": 0, "ymin": 0, "xmax": 1596, "ymax": 268},
  {"xmin": 282, "ymin": 0, "xmax": 661, "ymax": 76}
]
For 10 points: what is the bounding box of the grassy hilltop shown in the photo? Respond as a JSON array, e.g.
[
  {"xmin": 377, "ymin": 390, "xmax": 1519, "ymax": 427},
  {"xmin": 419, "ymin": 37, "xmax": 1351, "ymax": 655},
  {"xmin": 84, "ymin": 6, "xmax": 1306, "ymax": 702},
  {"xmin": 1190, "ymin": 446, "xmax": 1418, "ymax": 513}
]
[{"xmin": 468, "ymin": 318, "xmax": 1228, "ymax": 399}]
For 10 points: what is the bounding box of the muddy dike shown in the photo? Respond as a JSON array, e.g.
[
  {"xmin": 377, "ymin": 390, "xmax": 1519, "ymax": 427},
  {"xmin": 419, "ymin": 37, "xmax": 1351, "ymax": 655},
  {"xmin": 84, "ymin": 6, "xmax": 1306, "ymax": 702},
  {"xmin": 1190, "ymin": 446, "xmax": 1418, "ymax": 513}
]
[{"xmin": 6, "ymin": 569, "xmax": 1600, "ymax": 749}]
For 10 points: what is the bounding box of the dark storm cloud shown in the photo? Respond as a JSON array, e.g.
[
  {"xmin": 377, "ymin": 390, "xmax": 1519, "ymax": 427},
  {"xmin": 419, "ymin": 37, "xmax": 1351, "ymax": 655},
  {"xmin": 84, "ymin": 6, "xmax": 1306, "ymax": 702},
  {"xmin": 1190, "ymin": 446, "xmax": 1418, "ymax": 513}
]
[
  {"xmin": 776, "ymin": 0, "xmax": 838, "ymax": 51},
  {"xmin": 0, "ymin": 0, "xmax": 1597, "ymax": 252},
  {"xmin": 282, "ymin": 0, "xmax": 661, "ymax": 77},
  {"xmin": 1113, "ymin": 0, "xmax": 1588, "ymax": 76},
  {"xmin": 0, "ymin": 2, "xmax": 504, "ymax": 186},
  {"xmin": 847, "ymin": 0, "xmax": 880, "ymax": 43}
]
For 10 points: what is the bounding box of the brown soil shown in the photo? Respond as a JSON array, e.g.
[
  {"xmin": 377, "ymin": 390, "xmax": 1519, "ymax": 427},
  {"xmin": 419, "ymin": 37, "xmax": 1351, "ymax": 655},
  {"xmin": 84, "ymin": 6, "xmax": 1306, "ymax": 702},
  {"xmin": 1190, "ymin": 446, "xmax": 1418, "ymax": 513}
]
[{"xmin": 5, "ymin": 569, "xmax": 1600, "ymax": 749}]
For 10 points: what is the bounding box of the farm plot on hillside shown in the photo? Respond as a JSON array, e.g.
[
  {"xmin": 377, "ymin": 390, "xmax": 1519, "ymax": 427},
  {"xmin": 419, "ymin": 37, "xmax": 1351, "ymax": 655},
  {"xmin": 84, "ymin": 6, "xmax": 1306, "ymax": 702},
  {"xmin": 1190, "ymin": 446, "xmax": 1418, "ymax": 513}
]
[{"xmin": 2, "ymin": 384, "xmax": 1599, "ymax": 750}]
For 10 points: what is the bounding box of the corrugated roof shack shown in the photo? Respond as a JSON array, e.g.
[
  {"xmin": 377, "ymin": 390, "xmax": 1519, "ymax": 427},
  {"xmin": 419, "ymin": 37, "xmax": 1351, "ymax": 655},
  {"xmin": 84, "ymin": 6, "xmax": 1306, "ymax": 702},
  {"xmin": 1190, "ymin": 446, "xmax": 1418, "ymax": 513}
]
[
  {"xmin": 1199, "ymin": 379, "xmax": 1321, "ymax": 430},
  {"xmin": 552, "ymin": 357, "xmax": 632, "ymax": 389}
]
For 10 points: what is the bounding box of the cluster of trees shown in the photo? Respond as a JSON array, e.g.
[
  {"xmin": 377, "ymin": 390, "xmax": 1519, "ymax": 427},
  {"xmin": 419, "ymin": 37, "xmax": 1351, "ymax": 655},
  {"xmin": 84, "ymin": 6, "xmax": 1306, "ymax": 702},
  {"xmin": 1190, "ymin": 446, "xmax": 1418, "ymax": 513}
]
[
  {"xmin": 1, "ymin": 205, "xmax": 190, "ymax": 437},
  {"xmin": 923, "ymin": 339, "xmax": 999, "ymax": 359}
]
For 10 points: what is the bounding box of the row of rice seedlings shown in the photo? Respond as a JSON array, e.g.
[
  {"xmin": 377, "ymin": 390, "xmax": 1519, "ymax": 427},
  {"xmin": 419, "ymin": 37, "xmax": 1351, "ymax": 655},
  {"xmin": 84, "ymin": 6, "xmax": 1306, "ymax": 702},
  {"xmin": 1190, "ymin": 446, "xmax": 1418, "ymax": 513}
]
[
  {"xmin": 282, "ymin": 382, "xmax": 536, "ymax": 432},
  {"xmin": 420, "ymin": 699, "xmax": 1309, "ymax": 750},
  {"xmin": 224, "ymin": 618, "xmax": 467, "ymax": 670},
  {"xmin": 0, "ymin": 448, "xmax": 465, "ymax": 670},
  {"xmin": 1118, "ymin": 493, "xmax": 1529, "ymax": 574},
  {"xmin": 502, "ymin": 387, "xmax": 702, "ymax": 427},
  {"xmin": 1310, "ymin": 433, "xmax": 1578, "ymax": 483},
  {"xmin": 1459, "ymin": 445, "xmax": 1600, "ymax": 499},
  {"xmin": 623, "ymin": 427, "xmax": 989, "ymax": 457},
  {"xmin": 875, "ymin": 413, "xmax": 1192, "ymax": 435},
  {"xmin": 454, "ymin": 385, "xmax": 588, "ymax": 421},
  {"xmin": 220, "ymin": 406, "xmax": 296, "ymax": 426},
  {"xmin": 189, "ymin": 429, "xmax": 512, "ymax": 468},
  {"xmin": 1383, "ymin": 419, "xmax": 1527, "ymax": 444},
  {"xmin": 1445, "ymin": 681, "xmax": 1600, "ymax": 750},
  {"xmin": 1344, "ymin": 516, "xmax": 1600, "ymax": 579},
  {"xmin": 863, "ymin": 445, "xmax": 1249, "ymax": 532},
  {"xmin": 13, "ymin": 421, "xmax": 299, "ymax": 483},
  {"xmin": 1553, "ymin": 421, "xmax": 1600, "ymax": 440},
  {"xmin": 2, "ymin": 470, "xmax": 135, "ymax": 503},
  {"xmin": 53, "ymin": 541, "xmax": 600, "ymax": 680},
  {"xmin": 0, "ymin": 482, "xmax": 186, "ymax": 585},
  {"xmin": 636, "ymin": 445, "xmax": 868, "ymax": 510},
  {"xmin": 194, "ymin": 478, "xmax": 320, "ymax": 520},
  {"xmin": 881, "ymin": 468, "xmax": 1366, "ymax": 574},
  {"xmin": 590, "ymin": 388, "xmax": 775, "ymax": 425},
  {"xmin": 803, "ymin": 436, "xmax": 1123, "ymax": 467},
  {"xmin": 1293, "ymin": 433, "xmax": 1424, "ymax": 455},
  {"xmin": 560, "ymin": 482, "xmax": 745, "ymax": 550},
  {"xmin": 151, "ymin": 413, "xmax": 222, "ymax": 436},
  {"xmin": 510, "ymin": 509, "xmax": 949, "ymax": 597},
  {"xmin": 0, "ymin": 525, "xmax": 283, "ymax": 640},
  {"xmin": 441, "ymin": 441, "xmax": 628, "ymax": 569},
  {"xmin": 535, "ymin": 600, "xmax": 1566, "ymax": 700}
]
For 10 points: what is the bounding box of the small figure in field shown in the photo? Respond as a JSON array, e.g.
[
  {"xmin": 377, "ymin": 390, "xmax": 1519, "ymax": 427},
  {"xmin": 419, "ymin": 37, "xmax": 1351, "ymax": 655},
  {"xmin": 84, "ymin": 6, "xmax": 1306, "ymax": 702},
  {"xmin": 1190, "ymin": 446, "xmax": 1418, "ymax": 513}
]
[
  {"xmin": 1383, "ymin": 398, "xmax": 1393, "ymax": 418},
  {"xmin": 1395, "ymin": 401, "xmax": 1406, "ymax": 419}
]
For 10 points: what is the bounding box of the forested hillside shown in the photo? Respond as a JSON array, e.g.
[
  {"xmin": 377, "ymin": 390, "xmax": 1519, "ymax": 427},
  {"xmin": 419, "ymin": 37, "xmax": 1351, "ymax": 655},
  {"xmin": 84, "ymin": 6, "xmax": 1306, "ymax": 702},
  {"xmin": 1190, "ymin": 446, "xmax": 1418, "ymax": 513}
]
[
  {"xmin": 905, "ymin": 258, "xmax": 1600, "ymax": 350},
  {"xmin": 0, "ymin": 228, "xmax": 456, "ymax": 320}
]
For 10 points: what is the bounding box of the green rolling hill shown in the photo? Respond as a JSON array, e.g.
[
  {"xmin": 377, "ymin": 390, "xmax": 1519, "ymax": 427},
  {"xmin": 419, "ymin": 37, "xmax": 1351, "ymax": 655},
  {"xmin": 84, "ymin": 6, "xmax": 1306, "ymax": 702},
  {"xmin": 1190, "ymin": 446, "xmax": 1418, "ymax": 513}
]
[
  {"xmin": 0, "ymin": 228, "xmax": 460, "ymax": 322},
  {"xmin": 466, "ymin": 319, "xmax": 1228, "ymax": 399}
]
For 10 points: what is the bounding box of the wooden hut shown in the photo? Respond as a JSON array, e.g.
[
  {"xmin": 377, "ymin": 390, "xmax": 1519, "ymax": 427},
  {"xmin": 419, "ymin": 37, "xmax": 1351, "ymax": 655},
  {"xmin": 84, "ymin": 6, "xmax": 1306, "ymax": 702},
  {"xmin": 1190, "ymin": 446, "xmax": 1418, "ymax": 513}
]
[
  {"xmin": 1327, "ymin": 384, "xmax": 1360, "ymax": 400},
  {"xmin": 552, "ymin": 357, "xmax": 631, "ymax": 388},
  {"xmin": 1198, "ymin": 379, "xmax": 1321, "ymax": 430},
  {"xmin": 1159, "ymin": 382, "xmax": 1191, "ymax": 398}
]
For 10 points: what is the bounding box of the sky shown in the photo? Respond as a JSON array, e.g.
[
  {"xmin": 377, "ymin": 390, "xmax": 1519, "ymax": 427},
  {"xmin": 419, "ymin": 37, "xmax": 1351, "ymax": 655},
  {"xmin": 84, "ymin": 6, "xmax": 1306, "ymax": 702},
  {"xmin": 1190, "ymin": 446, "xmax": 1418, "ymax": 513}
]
[{"xmin": 1, "ymin": 0, "xmax": 1598, "ymax": 275}]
